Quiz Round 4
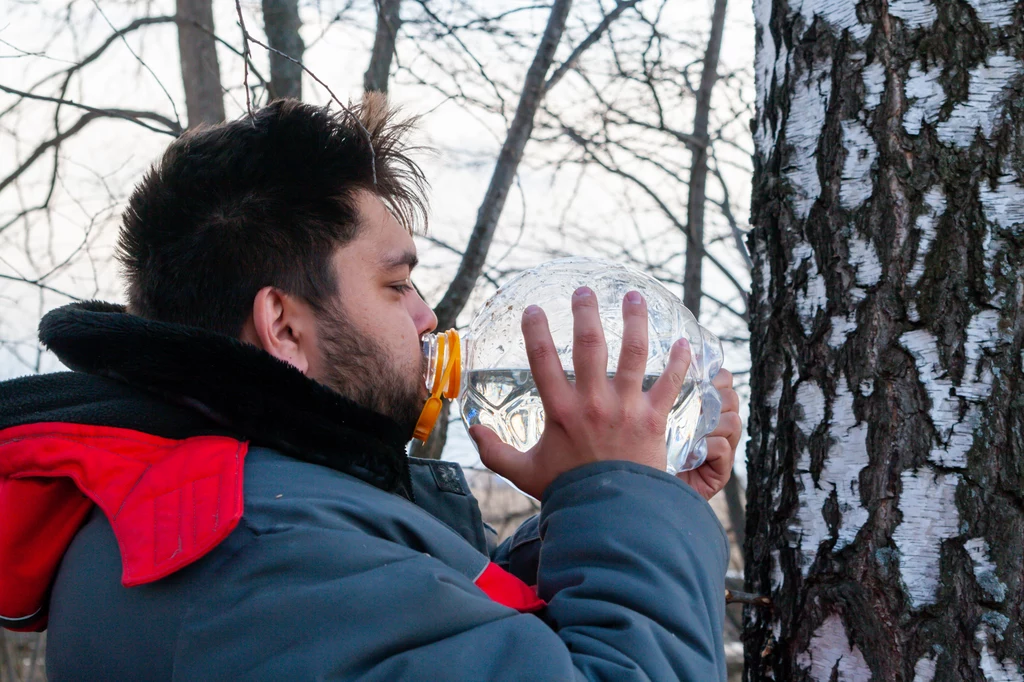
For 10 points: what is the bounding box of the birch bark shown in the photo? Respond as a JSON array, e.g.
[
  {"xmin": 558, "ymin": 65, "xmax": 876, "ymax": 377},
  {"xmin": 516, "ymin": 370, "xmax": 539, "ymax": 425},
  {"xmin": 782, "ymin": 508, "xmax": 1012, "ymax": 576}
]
[{"xmin": 745, "ymin": 0, "xmax": 1024, "ymax": 678}]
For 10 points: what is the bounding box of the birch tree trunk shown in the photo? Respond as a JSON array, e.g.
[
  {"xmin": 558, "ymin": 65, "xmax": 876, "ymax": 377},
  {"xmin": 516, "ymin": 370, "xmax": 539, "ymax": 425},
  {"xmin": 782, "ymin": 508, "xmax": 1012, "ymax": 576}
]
[
  {"xmin": 176, "ymin": 0, "xmax": 224, "ymax": 126},
  {"xmin": 745, "ymin": 0, "xmax": 1024, "ymax": 679}
]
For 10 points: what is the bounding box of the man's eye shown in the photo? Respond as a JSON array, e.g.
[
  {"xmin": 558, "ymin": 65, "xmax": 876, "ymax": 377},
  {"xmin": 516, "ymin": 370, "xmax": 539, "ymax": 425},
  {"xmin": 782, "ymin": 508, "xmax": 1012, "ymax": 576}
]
[{"xmin": 391, "ymin": 282, "xmax": 413, "ymax": 294}]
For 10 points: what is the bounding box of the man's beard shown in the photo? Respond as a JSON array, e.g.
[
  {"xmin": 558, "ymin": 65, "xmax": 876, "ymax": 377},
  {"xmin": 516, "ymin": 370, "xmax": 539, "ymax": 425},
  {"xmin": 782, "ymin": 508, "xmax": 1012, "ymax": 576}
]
[{"xmin": 315, "ymin": 303, "xmax": 427, "ymax": 436}]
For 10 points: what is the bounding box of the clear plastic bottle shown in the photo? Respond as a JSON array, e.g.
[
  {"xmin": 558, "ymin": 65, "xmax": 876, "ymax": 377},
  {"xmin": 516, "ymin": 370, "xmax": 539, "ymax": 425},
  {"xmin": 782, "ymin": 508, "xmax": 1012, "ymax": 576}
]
[{"xmin": 420, "ymin": 257, "xmax": 724, "ymax": 474}]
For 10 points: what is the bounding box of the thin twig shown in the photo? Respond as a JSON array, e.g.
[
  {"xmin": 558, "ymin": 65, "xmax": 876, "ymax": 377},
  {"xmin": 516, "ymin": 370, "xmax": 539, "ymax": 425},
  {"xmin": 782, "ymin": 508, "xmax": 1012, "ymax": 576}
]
[
  {"xmin": 234, "ymin": 0, "xmax": 254, "ymax": 118},
  {"xmin": 0, "ymin": 84, "xmax": 181, "ymax": 135},
  {"xmin": 0, "ymin": 273, "xmax": 84, "ymax": 301},
  {"xmin": 543, "ymin": 0, "xmax": 640, "ymax": 94},
  {"xmin": 90, "ymin": 0, "xmax": 182, "ymax": 129},
  {"xmin": 236, "ymin": 30, "xmax": 378, "ymax": 183},
  {"xmin": 726, "ymin": 588, "xmax": 772, "ymax": 607}
]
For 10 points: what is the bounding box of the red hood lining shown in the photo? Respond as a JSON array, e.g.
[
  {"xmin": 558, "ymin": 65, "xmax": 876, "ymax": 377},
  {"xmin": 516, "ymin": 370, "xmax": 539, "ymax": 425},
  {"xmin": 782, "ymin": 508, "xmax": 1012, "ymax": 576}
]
[{"xmin": 0, "ymin": 422, "xmax": 247, "ymax": 631}]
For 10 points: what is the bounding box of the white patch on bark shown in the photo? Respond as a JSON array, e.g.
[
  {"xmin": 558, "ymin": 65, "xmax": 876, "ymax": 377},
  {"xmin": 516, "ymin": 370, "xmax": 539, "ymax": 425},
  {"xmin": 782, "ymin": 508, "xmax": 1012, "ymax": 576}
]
[
  {"xmin": 965, "ymin": 537, "xmax": 1008, "ymax": 602},
  {"xmin": 784, "ymin": 60, "xmax": 832, "ymax": 220},
  {"xmin": 754, "ymin": 0, "xmax": 779, "ymax": 157},
  {"xmin": 770, "ymin": 549, "xmax": 785, "ymax": 592},
  {"xmin": 840, "ymin": 121, "xmax": 878, "ymax": 209},
  {"xmin": 904, "ymin": 62, "xmax": 945, "ymax": 136},
  {"xmin": 796, "ymin": 614, "xmax": 872, "ymax": 682},
  {"xmin": 900, "ymin": 312, "xmax": 999, "ymax": 467},
  {"xmin": 908, "ymin": 187, "xmax": 947, "ymax": 287},
  {"xmin": 848, "ymin": 237, "xmax": 882, "ymax": 287},
  {"xmin": 980, "ymin": 172, "xmax": 1024, "ymax": 231},
  {"xmin": 976, "ymin": 624, "xmax": 1024, "ymax": 682},
  {"xmin": 937, "ymin": 51, "xmax": 1019, "ymax": 147},
  {"xmin": 755, "ymin": 237, "xmax": 772, "ymax": 308},
  {"xmin": 965, "ymin": 0, "xmax": 1016, "ymax": 27},
  {"xmin": 862, "ymin": 60, "xmax": 885, "ymax": 111},
  {"xmin": 892, "ymin": 468, "xmax": 962, "ymax": 608},
  {"xmin": 888, "ymin": 0, "xmax": 938, "ymax": 28},
  {"xmin": 829, "ymin": 313, "xmax": 857, "ymax": 349},
  {"xmin": 789, "ymin": 0, "xmax": 870, "ymax": 39},
  {"xmin": 793, "ymin": 242, "xmax": 827, "ymax": 335},
  {"xmin": 828, "ymin": 381, "xmax": 870, "ymax": 551},
  {"xmin": 907, "ymin": 301, "xmax": 920, "ymax": 322},
  {"xmin": 913, "ymin": 655, "xmax": 937, "ymax": 682},
  {"xmin": 790, "ymin": 379, "xmax": 870, "ymax": 573},
  {"xmin": 796, "ymin": 380, "xmax": 826, "ymax": 435},
  {"xmin": 814, "ymin": 0, "xmax": 872, "ymax": 40},
  {"xmin": 768, "ymin": 378, "xmax": 785, "ymax": 495},
  {"xmin": 793, "ymin": 464, "xmax": 831, "ymax": 577}
]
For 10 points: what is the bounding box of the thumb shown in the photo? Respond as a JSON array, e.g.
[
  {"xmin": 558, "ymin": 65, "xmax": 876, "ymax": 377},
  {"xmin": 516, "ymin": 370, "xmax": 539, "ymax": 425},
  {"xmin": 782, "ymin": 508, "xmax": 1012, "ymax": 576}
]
[{"xmin": 470, "ymin": 425, "xmax": 530, "ymax": 485}]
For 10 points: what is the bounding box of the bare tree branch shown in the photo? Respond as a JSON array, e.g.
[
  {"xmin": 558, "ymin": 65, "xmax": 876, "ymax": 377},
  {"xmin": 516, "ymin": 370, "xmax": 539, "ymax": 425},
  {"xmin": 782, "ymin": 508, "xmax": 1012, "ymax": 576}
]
[
  {"xmin": 90, "ymin": 0, "xmax": 182, "ymax": 129},
  {"xmin": 542, "ymin": 0, "xmax": 639, "ymax": 95},
  {"xmin": 235, "ymin": 0, "xmax": 255, "ymax": 116},
  {"xmin": 556, "ymin": 121, "xmax": 750, "ymax": 309},
  {"xmin": 710, "ymin": 159, "xmax": 752, "ymax": 271},
  {"xmin": 0, "ymin": 273, "xmax": 83, "ymax": 301},
  {"xmin": 0, "ymin": 106, "xmax": 180, "ymax": 195},
  {"xmin": 0, "ymin": 85, "xmax": 181, "ymax": 136}
]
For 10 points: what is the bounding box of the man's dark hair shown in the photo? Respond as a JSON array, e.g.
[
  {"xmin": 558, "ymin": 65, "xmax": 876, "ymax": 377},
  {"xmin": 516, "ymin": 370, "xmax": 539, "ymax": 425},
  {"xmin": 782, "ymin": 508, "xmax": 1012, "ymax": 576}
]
[{"xmin": 117, "ymin": 95, "xmax": 428, "ymax": 337}]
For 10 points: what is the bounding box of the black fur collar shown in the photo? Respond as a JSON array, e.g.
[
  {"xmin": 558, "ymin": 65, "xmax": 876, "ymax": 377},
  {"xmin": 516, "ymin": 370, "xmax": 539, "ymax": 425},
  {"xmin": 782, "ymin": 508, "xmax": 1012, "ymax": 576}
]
[{"xmin": 37, "ymin": 301, "xmax": 413, "ymax": 499}]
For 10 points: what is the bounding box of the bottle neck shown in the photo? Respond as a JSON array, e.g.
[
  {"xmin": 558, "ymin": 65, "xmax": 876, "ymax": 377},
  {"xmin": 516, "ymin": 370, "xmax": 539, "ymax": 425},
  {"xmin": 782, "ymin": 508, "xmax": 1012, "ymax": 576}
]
[
  {"xmin": 422, "ymin": 333, "xmax": 440, "ymax": 393},
  {"xmin": 413, "ymin": 329, "xmax": 462, "ymax": 442},
  {"xmin": 420, "ymin": 329, "xmax": 463, "ymax": 398}
]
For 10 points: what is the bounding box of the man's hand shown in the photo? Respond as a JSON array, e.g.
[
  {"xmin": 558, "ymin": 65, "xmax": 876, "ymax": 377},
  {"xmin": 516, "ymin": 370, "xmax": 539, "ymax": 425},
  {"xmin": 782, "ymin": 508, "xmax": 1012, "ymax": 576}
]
[
  {"xmin": 470, "ymin": 287, "xmax": 692, "ymax": 500},
  {"xmin": 676, "ymin": 370, "xmax": 740, "ymax": 500}
]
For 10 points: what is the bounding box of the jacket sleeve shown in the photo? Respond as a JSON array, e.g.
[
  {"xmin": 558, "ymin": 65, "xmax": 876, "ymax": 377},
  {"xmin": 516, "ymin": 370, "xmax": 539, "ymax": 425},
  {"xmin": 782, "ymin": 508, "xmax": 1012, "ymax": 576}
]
[
  {"xmin": 491, "ymin": 513, "xmax": 541, "ymax": 584},
  {"xmin": 172, "ymin": 461, "xmax": 729, "ymax": 681}
]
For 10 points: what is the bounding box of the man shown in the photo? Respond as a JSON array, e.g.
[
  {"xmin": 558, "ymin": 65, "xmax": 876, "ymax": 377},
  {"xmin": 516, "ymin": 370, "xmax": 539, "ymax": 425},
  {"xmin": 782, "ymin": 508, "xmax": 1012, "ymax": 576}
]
[{"xmin": 0, "ymin": 96, "xmax": 742, "ymax": 680}]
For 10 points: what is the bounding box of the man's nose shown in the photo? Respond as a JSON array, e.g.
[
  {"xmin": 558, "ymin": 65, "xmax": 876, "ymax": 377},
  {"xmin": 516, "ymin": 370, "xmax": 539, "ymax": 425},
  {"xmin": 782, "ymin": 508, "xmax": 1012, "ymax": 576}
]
[{"xmin": 416, "ymin": 294, "xmax": 437, "ymax": 335}]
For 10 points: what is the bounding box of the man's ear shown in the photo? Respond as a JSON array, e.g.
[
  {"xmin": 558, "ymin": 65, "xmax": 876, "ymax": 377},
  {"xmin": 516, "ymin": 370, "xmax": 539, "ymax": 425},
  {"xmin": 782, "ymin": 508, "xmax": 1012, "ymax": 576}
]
[{"xmin": 242, "ymin": 286, "xmax": 317, "ymax": 375}]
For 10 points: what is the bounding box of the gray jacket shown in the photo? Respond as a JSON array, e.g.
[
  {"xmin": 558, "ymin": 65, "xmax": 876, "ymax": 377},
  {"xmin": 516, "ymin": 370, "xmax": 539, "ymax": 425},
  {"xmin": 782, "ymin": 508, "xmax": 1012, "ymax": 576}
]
[
  {"xmin": 46, "ymin": 449, "xmax": 729, "ymax": 680},
  {"xmin": 0, "ymin": 302, "xmax": 729, "ymax": 681}
]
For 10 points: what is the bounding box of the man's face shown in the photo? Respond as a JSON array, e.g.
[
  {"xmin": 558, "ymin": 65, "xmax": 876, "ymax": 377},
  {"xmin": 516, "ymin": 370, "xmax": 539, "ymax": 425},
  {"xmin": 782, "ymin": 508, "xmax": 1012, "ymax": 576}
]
[{"xmin": 309, "ymin": 191, "xmax": 437, "ymax": 433}]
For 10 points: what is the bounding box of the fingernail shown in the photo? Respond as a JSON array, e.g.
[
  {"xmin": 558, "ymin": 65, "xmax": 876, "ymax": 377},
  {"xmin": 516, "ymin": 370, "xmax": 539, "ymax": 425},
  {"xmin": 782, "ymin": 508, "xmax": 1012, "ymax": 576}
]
[
  {"xmin": 573, "ymin": 286, "xmax": 593, "ymax": 299},
  {"xmin": 625, "ymin": 291, "xmax": 642, "ymax": 305},
  {"xmin": 677, "ymin": 337, "xmax": 691, "ymax": 351},
  {"xmin": 524, "ymin": 305, "xmax": 542, "ymax": 318}
]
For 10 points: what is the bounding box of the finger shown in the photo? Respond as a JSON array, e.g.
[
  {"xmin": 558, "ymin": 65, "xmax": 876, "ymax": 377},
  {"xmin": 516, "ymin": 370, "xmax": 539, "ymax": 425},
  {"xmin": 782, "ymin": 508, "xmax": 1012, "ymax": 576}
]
[
  {"xmin": 701, "ymin": 435, "xmax": 735, "ymax": 484},
  {"xmin": 718, "ymin": 386, "xmax": 740, "ymax": 415},
  {"xmin": 708, "ymin": 411, "xmax": 743, "ymax": 451},
  {"xmin": 678, "ymin": 436, "xmax": 734, "ymax": 500},
  {"xmin": 521, "ymin": 305, "xmax": 573, "ymax": 411},
  {"xmin": 614, "ymin": 291, "xmax": 649, "ymax": 393},
  {"xmin": 712, "ymin": 368, "xmax": 734, "ymax": 391},
  {"xmin": 647, "ymin": 337, "xmax": 692, "ymax": 414},
  {"xmin": 571, "ymin": 287, "xmax": 609, "ymax": 394},
  {"xmin": 471, "ymin": 425, "xmax": 530, "ymax": 486}
]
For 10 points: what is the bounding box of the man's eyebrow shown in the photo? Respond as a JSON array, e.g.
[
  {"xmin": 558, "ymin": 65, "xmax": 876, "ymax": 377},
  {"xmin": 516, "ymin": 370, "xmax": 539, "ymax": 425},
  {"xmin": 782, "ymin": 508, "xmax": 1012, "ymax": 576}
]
[{"xmin": 380, "ymin": 250, "xmax": 419, "ymax": 270}]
